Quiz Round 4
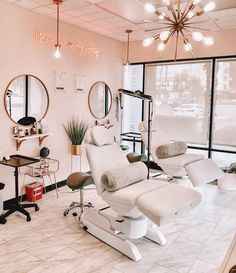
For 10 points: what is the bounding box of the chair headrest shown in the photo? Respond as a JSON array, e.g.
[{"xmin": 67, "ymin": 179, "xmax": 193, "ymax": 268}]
[
  {"xmin": 139, "ymin": 121, "xmax": 156, "ymax": 132},
  {"xmin": 90, "ymin": 126, "xmax": 114, "ymax": 146},
  {"xmin": 138, "ymin": 121, "xmax": 146, "ymax": 132}
]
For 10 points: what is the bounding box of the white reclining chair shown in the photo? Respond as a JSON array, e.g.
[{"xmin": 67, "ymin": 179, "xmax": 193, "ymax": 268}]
[
  {"xmin": 139, "ymin": 121, "xmax": 223, "ymax": 185},
  {"xmin": 80, "ymin": 126, "xmax": 206, "ymax": 261}
]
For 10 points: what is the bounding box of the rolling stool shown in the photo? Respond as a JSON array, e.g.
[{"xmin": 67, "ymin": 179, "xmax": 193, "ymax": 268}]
[{"xmin": 63, "ymin": 172, "xmax": 94, "ymax": 217}]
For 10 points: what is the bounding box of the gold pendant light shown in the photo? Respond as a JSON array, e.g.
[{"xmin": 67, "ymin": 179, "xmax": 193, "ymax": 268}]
[
  {"xmin": 143, "ymin": 0, "xmax": 216, "ymax": 60},
  {"xmin": 53, "ymin": 0, "xmax": 63, "ymax": 58},
  {"xmin": 125, "ymin": 29, "xmax": 132, "ymax": 72}
]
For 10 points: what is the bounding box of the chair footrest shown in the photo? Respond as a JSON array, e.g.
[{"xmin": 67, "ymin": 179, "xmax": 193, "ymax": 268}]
[
  {"xmin": 185, "ymin": 158, "xmax": 224, "ymax": 187},
  {"xmin": 135, "ymin": 183, "xmax": 201, "ymax": 226}
]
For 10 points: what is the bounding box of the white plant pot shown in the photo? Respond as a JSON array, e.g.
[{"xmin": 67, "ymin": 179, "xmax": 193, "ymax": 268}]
[{"xmin": 218, "ymin": 173, "xmax": 236, "ymax": 191}]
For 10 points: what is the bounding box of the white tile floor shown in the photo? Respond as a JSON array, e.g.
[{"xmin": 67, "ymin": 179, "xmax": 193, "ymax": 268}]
[{"xmin": 0, "ymin": 177, "xmax": 236, "ymax": 273}]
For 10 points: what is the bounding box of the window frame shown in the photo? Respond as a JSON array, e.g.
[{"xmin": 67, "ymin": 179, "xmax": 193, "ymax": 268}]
[{"xmin": 123, "ymin": 54, "xmax": 236, "ymax": 161}]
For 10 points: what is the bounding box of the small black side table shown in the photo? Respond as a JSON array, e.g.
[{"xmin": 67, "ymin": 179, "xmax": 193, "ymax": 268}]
[{"xmin": 0, "ymin": 155, "xmax": 40, "ymax": 223}]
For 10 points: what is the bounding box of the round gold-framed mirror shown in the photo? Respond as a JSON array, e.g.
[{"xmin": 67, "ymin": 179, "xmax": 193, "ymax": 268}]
[
  {"xmin": 88, "ymin": 81, "xmax": 112, "ymax": 119},
  {"xmin": 4, "ymin": 74, "xmax": 49, "ymax": 126}
]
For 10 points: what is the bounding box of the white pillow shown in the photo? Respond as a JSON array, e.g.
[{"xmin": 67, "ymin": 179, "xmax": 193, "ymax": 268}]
[
  {"xmin": 156, "ymin": 141, "xmax": 187, "ymax": 159},
  {"xmin": 91, "ymin": 126, "xmax": 114, "ymax": 147},
  {"xmin": 101, "ymin": 162, "xmax": 148, "ymax": 191}
]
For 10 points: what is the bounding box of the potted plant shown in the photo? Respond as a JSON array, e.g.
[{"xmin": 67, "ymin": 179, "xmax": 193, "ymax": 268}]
[{"xmin": 63, "ymin": 118, "xmax": 88, "ymax": 155}]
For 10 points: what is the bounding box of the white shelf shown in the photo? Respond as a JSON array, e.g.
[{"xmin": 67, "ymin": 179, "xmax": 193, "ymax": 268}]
[{"xmin": 12, "ymin": 134, "xmax": 49, "ymax": 150}]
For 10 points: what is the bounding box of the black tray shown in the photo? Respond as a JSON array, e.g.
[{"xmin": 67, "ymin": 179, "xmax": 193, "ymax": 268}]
[{"xmin": 0, "ymin": 155, "xmax": 40, "ymax": 168}]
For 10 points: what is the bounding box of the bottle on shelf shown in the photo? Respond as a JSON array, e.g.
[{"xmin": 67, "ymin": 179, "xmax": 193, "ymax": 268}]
[
  {"xmin": 37, "ymin": 122, "xmax": 42, "ymax": 134},
  {"xmin": 30, "ymin": 123, "xmax": 37, "ymax": 135},
  {"xmin": 13, "ymin": 126, "xmax": 19, "ymax": 137},
  {"xmin": 18, "ymin": 129, "xmax": 25, "ymax": 137}
]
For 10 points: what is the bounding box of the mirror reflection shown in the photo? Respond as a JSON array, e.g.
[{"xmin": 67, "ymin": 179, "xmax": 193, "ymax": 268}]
[
  {"xmin": 5, "ymin": 75, "xmax": 49, "ymax": 126},
  {"xmin": 88, "ymin": 81, "xmax": 112, "ymax": 119}
]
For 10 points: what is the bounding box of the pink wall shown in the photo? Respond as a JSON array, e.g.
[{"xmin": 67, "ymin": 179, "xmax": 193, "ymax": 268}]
[
  {"xmin": 128, "ymin": 28, "xmax": 236, "ymax": 63},
  {"xmin": 0, "ymin": 1, "xmax": 124, "ymax": 201}
]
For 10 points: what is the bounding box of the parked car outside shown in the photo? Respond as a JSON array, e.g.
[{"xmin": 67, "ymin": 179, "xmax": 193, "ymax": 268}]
[{"xmin": 174, "ymin": 103, "xmax": 204, "ymax": 117}]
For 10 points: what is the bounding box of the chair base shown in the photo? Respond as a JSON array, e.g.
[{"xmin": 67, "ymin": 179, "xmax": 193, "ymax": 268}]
[
  {"xmin": 145, "ymin": 223, "xmax": 167, "ymax": 246},
  {"xmin": 63, "ymin": 201, "xmax": 93, "ymax": 216},
  {"xmin": 80, "ymin": 208, "xmax": 141, "ymax": 261},
  {"xmin": 80, "ymin": 208, "xmax": 167, "ymax": 261},
  {"xmin": 1, "ymin": 203, "xmax": 39, "ymax": 223}
]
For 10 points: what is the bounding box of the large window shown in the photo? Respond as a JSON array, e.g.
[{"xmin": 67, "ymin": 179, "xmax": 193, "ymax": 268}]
[
  {"xmin": 121, "ymin": 65, "xmax": 143, "ymax": 153},
  {"xmin": 212, "ymin": 59, "xmax": 236, "ymax": 167},
  {"xmin": 122, "ymin": 57, "xmax": 236, "ymax": 167},
  {"xmin": 122, "ymin": 65, "xmax": 143, "ymax": 133},
  {"xmin": 145, "ymin": 61, "xmax": 212, "ymax": 146}
]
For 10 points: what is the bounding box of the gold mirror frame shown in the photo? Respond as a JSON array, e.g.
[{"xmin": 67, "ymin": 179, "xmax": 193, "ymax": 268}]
[
  {"xmin": 88, "ymin": 81, "xmax": 112, "ymax": 119},
  {"xmin": 4, "ymin": 74, "xmax": 49, "ymax": 126}
]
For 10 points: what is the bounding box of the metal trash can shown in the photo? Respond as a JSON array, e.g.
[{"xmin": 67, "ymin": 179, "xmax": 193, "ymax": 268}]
[{"xmin": 0, "ymin": 183, "xmax": 7, "ymax": 224}]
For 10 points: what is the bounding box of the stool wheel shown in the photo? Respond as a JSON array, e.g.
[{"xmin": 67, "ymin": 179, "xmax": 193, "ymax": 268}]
[
  {"xmin": 63, "ymin": 209, "xmax": 69, "ymax": 216},
  {"xmin": 35, "ymin": 205, "xmax": 40, "ymax": 211},
  {"xmin": 27, "ymin": 215, "xmax": 31, "ymax": 222},
  {"xmin": 70, "ymin": 202, "xmax": 76, "ymax": 207}
]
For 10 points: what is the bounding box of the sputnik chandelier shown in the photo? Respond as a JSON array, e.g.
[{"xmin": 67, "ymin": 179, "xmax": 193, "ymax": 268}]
[{"xmin": 143, "ymin": 0, "xmax": 216, "ymax": 60}]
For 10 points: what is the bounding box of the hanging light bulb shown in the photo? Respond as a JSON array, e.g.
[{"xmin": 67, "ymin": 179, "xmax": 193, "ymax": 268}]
[
  {"xmin": 155, "ymin": 10, "xmax": 167, "ymax": 20},
  {"xmin": 53, "ymin": 0, "xmax": 62, "ymax": 59},
  {"xmin": 124, "ymin": 29, "xmax": 132, "ymax": 73},
  {"xmin": 54, "ymin": 45, "xmax": 61, "ymax": 58},
  {"xmin": 162, "ymin": 0, "xmax": 171, "ymax": 5},
  {"xmin": 144, "ymin": 3, "xmax": 155, "ymax": 13},
  {"xmin": 203, "ymin": 1, "xmax": 216, "ymax": 12},
  {"xmin": 143, "ymin": 37, "xmax": 155, "ymax": 47},
  {"xmin": 125, "ymin": 62, "xmax": 130, "ymax": 73},
  {"xmin": 157, "ymin": 42, "xmax": 165, "ymax": 51},
  {"xmin": 192, "ymin": 31, "xmax": 203, "ymax": 41},
  {"xmin": 187, "ymin": 11, "xmax": 194, "ymax": 19},
  {"xmin": 189, "ymin": 0, "xmax": 202, "ymax": 10},
  {"xmin": 160, "ymin": 30, "xmax": 170, "ymax": 41},
  {"xmin": 203, "ymin": 36, "xmax": 214, "ymax": 46},
  {"xmin": 184, "ymin": 42, "xmax": 192, "ymax": 51},
  {"xmin": 159, "ymin": 12, "xmax": 166, "ymax": 20},
  {"xmin": 193, "ymin": 0, "xmax": 201, "ymax": 5}
]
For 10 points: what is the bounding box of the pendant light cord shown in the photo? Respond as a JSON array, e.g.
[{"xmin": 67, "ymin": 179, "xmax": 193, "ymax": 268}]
[
  {"xmin": 125, "ymin": 30, "xmax": 132, "ymax": 64},
  {"xmin": 56, "ymin": 1, "xmax": 59, "ymax": 46},
  {"xmin": 126, "ymin": 32, "xmax": 130, "ymax": 63}
]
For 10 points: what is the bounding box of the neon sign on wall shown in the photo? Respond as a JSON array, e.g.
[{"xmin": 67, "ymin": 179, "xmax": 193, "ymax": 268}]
[{"xmin": 35, "ymin": 31, "xmax": 100, "ymax": 58}]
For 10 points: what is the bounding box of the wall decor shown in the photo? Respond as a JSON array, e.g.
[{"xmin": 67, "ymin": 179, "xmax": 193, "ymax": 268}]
[
  {"xmin": 54, "ymin": 71, "xmax": 66, "ymax": 92},
  {"xmin": 75, "ymin": 74, "xmax": 85, "ymax": 92},
  {"xmin": 88, "ymin": 81, "xmax": 112, "ymax": 119},
  {"xmin": 35, "ymin": 31, "xmax": 100, "ymax": 58},
  {"xmin": 4, "ymin": 74, "xmax": 49, "ymax": 125}
]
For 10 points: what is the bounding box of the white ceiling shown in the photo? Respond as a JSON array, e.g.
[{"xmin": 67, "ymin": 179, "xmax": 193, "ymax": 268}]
[{"xmin": 4, "ymin": 0, "xmax": 236, "ymax": 42}]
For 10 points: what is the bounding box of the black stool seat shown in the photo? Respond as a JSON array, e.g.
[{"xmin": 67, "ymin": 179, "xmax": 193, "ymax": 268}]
[{"xmin": 66, "ymin": 172, "xmax": 94, "ymax": 191}]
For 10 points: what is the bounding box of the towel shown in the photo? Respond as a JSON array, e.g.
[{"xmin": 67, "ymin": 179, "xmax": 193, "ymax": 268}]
[{"xmin": 101, "ymin": 162, "xmax": 148, "ymax": 191}]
